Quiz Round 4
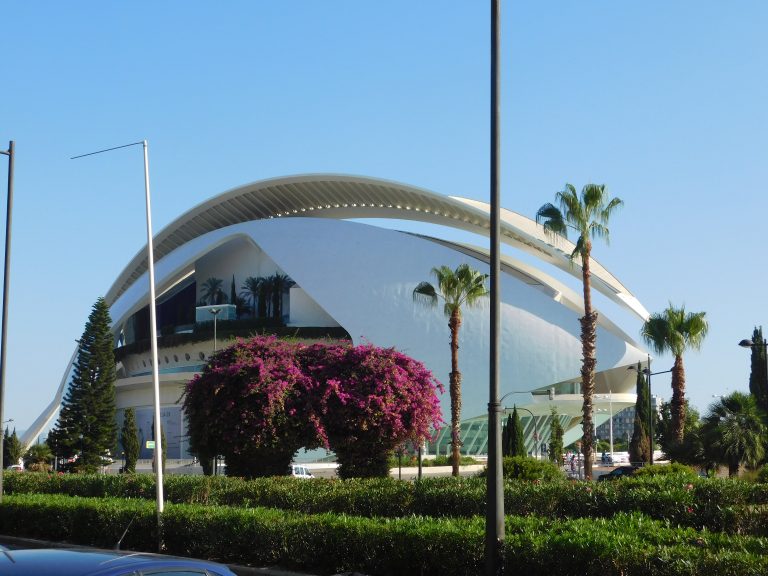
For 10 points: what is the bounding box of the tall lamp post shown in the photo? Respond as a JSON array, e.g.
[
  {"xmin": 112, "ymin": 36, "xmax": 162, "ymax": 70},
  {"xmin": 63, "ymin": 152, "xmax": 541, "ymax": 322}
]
[
  {"xmin": 72, "ymin": 140, "xmax": 165, "ymax": 540},
  {"xmin": 0, "ymin": 141, "xmax": 14, "ymax": 503},
  {"xmin": 739, "ymin": 338, "xmax": 768, "ymax": 394},
  {"xmin": 210, "ymin": 307, "xmax": 220, "ymax": 354},
  {"xmin": 628, "ymin": 357, "xmax": 672, "ymax": 465},
  {"xmin": 486, "ymin": 1, "xmax": 503, "ymax": 574}
]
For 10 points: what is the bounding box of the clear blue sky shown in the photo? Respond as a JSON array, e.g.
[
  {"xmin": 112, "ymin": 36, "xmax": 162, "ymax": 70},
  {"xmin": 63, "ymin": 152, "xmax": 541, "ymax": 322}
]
[{"xmin": 2, "ymin": 1, "xmax": 767, "ymax": 430}]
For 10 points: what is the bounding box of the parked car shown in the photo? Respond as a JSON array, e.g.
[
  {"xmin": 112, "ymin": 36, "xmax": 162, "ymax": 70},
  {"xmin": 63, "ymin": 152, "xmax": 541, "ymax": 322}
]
[
  {"xmin": 5, "ymin": 464, "xmax": 23, "ymax": 472},
  {"xmin": 291, "ymin": 464, "xmax": 314, "ymax": 479},
  {"xmin": 597, "ymin": 465, "xmax": 639, "ymax": 481},
  {"xmin": 0, "ymin": 547, "xmax": 237, "ymax": 575}
]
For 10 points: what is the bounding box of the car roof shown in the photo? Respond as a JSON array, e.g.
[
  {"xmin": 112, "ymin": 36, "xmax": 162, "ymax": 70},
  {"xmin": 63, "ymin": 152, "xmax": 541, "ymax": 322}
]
[{"xmin": 0, "ymin": 548, "xmax": 236, "ymax": 575}]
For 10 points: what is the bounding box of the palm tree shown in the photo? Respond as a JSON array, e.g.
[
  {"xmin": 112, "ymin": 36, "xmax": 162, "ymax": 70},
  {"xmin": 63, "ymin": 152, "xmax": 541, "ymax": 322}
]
[
  {"xmin": 269, "ymin": 273, "xmax": 294, "ymax": 322},
  {"xmin": 240, "ymin": 276, "xmax": 262, "ymax": 317},
  {"xmin": 413, "ymin": 263, "xmax": 489, "ymax": 477},
  {"xmin": 641, "ymin": 304, "xmax": 708, "ymax": 443},
  {"xmin": 702, "ymin": 392, "xmax": 766, "ymax": 477},
  {"xmin": 536, "ymin": 183, "xmax": 623, "ymax": 480},
  {"xmin": 258, "ymin": 277, "xmax": 272, "ymax": 319},
  {"xmin": 200, "ymin": 277, "xmax": 226, "ymax": 306}
]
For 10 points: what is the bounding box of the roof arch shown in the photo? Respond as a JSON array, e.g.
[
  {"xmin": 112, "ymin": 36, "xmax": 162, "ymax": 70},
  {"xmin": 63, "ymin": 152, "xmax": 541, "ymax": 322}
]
[{"xmin": 106, "ymin": 174, "xmax": 648, "ymax": 321}]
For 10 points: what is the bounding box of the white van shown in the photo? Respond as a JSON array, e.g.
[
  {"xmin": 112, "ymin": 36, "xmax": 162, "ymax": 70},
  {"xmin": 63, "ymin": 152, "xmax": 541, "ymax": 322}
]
[{"xmin": 290, "ymin": 465, "xmax": 314, "ymax": 479}]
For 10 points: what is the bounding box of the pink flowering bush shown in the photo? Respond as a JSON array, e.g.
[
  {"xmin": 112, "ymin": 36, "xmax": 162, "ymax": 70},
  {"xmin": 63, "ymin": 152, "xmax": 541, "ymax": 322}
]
[
  {"xmin": 183, "ymin": 336, "xmax": 323, "ymax": 478},
  {"xmin": 300, "ymin": 343, "xmax": 444, "ymax": 478},
  {"xmin": 184, "ymin": 336, "xmax": 443, "ymax": 479}
]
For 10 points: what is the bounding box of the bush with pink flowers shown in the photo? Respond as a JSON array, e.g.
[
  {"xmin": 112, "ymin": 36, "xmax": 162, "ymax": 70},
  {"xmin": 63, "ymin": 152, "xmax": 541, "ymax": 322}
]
[{"xmin": 183, "ymin": 336, "xmax": 443, "ymax": 478}]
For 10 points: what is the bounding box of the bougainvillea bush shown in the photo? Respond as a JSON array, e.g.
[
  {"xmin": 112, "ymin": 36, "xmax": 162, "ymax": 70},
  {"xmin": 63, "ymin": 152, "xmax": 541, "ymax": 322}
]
[
  {"xmin": 300, "ymin": 342, "xmax": 444, "ymax": 478},
  {"xmin": 183, "ymin": 336, "xmax": 443, "ymax": 478}
]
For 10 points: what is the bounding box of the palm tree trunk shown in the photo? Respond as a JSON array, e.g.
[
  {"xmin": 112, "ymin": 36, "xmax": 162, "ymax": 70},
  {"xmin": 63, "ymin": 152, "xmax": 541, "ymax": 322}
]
[
  {"xmin": 449, "ymin": 310, "xmax": 462, "ymax": 477},
  {"xmin": 671, "ymin": 354, "xmax": 686, "ymax": 442},
  {"xmin": 580, "ymin": 249, "xmax": 597, "ymax": 480}
]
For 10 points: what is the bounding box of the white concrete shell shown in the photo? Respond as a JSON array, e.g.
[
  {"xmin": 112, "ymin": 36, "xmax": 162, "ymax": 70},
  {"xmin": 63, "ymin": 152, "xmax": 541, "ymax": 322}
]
[{"xmin": 26, "ymin": 174, "xmax": 649, "ymax": 453}]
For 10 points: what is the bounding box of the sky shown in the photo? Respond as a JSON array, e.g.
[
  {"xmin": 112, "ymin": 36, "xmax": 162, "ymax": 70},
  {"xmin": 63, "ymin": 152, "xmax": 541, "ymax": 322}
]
[{"xmin": 2, "ymin": 1, "xmax": 767, "ymax": 431}]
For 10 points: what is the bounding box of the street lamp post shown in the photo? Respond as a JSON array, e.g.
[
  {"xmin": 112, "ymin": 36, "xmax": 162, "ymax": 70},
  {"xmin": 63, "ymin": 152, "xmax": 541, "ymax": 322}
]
[
  {"xmin": 628, "ymin": 357, "xmax": 672, "ymax": 465},
  {"xmin": 485, "ymin": 1, "xmax": 503, "ymax": 574},
  {"xmin": 210, "ymin": 307, "xmax": 221, "ymax": 354},
  {"xmin": 739, "ymin": 339, "xmax": 768, "ymax": 396},
  {"xmin": 0, "ymin": 141, "xmax": 14, "ymax": 502},
  {"xmin": 72, "ymin": 140, "xmax": 165, "ymax": 541}
]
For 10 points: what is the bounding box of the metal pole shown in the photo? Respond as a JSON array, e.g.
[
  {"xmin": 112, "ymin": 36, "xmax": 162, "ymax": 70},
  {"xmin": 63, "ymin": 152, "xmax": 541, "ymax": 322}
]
[
  {"xmin": 486, "ymin": 0, "xmax": 503, "ymax": 574},
  {"xmin": 417, "ymin": 442, "xmax": 423, "ymax": 480},
  {"xmin": 210, "ymin": 308, "xmax": 220, "ymax": 354},
  {"xmin": 0, "ymin": 141, "xmax": 14, "ymax": 503},
  {"xmin": 143, "ymin": 142, "xmax": 165, "ymax": 526},
  {"xmin": 608, "ymin": 389, "xmax": 613, "ymax": 457}
]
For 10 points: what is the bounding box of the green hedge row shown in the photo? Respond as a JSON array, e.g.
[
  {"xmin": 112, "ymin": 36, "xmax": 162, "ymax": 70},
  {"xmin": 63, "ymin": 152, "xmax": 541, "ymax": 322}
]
[
  {"xmin": 7, "ymin": 472, "xmax": 768, "ymax": 535},
  {"xmin": 1, "ymin": 494, "xmax": 767, "ymax": 576}
]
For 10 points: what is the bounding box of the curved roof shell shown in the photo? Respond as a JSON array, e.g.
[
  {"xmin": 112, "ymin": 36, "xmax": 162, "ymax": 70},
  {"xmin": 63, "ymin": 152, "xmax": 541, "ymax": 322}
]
[{"xmin": 106, "ymin": 174, "xmax": 648, "ymax": 321}]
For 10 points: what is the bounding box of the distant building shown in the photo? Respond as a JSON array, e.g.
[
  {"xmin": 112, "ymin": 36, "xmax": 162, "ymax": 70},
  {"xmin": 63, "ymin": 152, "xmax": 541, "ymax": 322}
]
[
  {"xmin": 24, "ymin": 174, "xmax": 650, "ymax": 457},
  {"xmin": 596, "ymin": 395, "xmax": 663, "ymax": 447}
]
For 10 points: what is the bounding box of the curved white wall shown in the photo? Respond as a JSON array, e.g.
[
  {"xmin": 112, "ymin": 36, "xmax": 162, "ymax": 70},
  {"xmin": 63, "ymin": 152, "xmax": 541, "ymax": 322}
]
[{"xmin": 107, "ymin": 217, "xmax": 646, "ymax": 423}]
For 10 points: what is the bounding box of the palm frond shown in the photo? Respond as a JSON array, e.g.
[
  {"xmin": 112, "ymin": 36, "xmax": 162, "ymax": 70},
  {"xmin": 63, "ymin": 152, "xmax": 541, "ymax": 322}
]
[
  {"xmin": 536, "ymin": 203, "xmax": 568, "ymax": 238},
  {"xmin": 683, "ymin": 311, "xmax": 709, "ymax": 350},
  {"xmin": 600, "ymin": 196, "xmax": 624, "ymax": 224},
  {"xmin": 582, "ymin": 183, "xmax": 606, "ymax": 211},
  {"xmin": 641, "ymin": 315, "xmax": 671, "ymax": 355},
  {"xmin": 412, "ymin": 282, "xmax": 439, "ymax": 308}
]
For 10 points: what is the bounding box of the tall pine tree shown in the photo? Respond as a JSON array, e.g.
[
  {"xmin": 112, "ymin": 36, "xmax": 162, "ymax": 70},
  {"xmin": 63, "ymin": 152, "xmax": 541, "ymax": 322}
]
[
  {"xmin": 47, "ymin": 297, "xmax": 116, "ymax": 472},
  {"xmin": 748, "ymin": 326, "xmax": 768, "ymax": 413},
  {"xmin": 629, "ymin": 361, "xmax": 651, "ymax": 464},
  {"xmin": 120, "ymin": 408, "xmax": 139, "ymax": 473}
]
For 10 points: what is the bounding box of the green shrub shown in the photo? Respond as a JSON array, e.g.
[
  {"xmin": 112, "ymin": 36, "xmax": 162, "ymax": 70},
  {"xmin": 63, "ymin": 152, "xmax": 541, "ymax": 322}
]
[
  {"xmin": 503, "ymin": 456, "xmax": 563, "ymax": 481},
  {"xmin": 3, "ymin": 494, "xmax": 768, "ymax": 575},
  {"xmin": 634, "ymin": 463, "xmax": 698, "ymax": 478},
  {"xmin": 8, "ymin": 471, "xmax": 768, "ymax": 536},
  {"xmin": 391, "ymin": 454, "xmax": 480, "ymax": 468}
]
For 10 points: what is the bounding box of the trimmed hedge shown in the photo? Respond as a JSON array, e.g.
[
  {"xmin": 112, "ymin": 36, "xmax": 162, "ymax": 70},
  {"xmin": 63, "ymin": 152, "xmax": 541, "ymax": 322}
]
[
  {"xmin": 7, "ymin": 472, "xmax": 768, "ymax": 535},
  {"xmin": 2, "ymin": 494, "xmax": 767, "ymax": 576}
]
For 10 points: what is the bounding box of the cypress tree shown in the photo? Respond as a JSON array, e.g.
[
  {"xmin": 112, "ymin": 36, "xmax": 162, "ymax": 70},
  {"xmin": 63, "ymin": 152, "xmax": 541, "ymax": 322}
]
[
  {"xmin": 4, "ymin": 427, "xmax": 23, "ymax": 468},
  {"xmin": 501, "ymin": 413, "xmax": 513, "ymax": 456},
  {"xmin": 120, "ymin": 408, "xmax": 139, "ymax": 473},
  {"xmin": 629, "ymin": 361, "xmax": 651, "ymax": 464},
  {"xmin": 2, "ymin": 427, "xmax": 8, "ymax": 468},
  {"xmin": 749, "ymin": 326, "xmax": 768, "ymax": 413},
  {"xmin": 548, "ymin": 407, "xmax": 564, "ymax": 465},
  {"xmin": 508, "ymin": 406, "xmax": 526, "ymax": 457},
  {"xmin": 5, "ymin": 428, "xmax": 23, "ymax": 468},
  {"xmin": 47, "ymin": 297, "xmax": 116, "ymax": 472}
]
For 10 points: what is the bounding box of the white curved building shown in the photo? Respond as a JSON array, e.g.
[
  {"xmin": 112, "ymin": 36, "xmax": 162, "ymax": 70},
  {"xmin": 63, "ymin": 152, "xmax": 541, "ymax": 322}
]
[{"xmin": 26, "ymin": 174, "xmax": 649, "ymax": 458}]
